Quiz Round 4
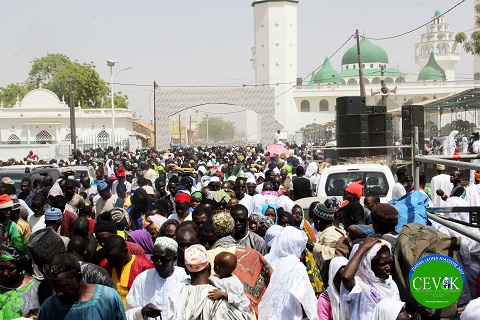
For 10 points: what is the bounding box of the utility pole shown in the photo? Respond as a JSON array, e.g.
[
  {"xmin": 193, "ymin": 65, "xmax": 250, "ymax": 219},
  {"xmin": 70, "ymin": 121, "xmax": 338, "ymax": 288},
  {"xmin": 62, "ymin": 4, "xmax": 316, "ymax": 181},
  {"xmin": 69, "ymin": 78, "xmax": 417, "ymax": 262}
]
[
  {"xmin": 189, "ymin": 115, "xmax": 192, "ymax": 145},
  {"xmin": 206, "ymin": 114, "xmax": 209, "ymax": 143},
  {"xmin": 69, "ymin": 76, "xmax": 77, "ymax": 156},
  {"xmin": 153, "ymin": 81, "xmax": 157, "ymax": 150},
  {"xmin": 178, "ymin": 114, "xmax": 182, "ymax": 146},
  {"xmin": 356, "ymin": 29, "xmax": 366, "ymax": 97},
  {"xmin": 380, "ymin": 65, "xmax": 386, "ymax": 106}
]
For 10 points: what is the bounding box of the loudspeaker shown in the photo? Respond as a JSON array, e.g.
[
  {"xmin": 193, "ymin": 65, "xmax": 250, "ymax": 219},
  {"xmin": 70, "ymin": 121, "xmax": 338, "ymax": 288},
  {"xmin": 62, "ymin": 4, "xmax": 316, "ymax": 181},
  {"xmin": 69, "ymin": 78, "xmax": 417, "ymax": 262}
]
[
  {"xmin": 336, "ymin": 96, "xmax": 366, "ymax": 116},
  {"xmin": 402, "ymin": 105, "xmax": 424, "ymax": 127},
  {"xmin": 369, "ymin": 132, "xmax": 393, "ymax": 156},
  {"xmin": 366, "ymin": 105, "xmax": 387, "ymax": 114},
  {"xmin": 337, "ymin": 115, "xmax": 368, "ymax": 133},
  {"xmin": 368, "ymin": 114, "xmax": 392, "ymax": 133},
  {"xmin": 336, "ymin": 133, "xmax": 369, "ymax": 157}
]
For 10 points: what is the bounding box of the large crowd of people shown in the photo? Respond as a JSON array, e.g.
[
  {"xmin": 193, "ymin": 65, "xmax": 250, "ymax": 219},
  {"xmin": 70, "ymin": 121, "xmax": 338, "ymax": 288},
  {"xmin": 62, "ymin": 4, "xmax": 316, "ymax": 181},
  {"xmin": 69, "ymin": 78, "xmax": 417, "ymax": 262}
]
[{"xmin": 0, "ymin": 144, "xmax": 480, "ymax": 319}]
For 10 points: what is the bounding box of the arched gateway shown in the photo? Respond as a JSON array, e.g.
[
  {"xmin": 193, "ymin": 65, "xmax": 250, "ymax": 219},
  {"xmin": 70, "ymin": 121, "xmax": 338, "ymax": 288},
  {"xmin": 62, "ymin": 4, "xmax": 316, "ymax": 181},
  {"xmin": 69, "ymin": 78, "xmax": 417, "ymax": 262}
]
[{"xmin": 155, "ymin": 87, "xmax": 275, "ymax": 150}]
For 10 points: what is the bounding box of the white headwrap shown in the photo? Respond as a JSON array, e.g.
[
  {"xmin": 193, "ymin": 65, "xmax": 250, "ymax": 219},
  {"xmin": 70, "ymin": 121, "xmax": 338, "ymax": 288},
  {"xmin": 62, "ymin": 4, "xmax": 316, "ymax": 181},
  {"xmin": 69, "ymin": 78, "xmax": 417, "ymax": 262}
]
[
  {"xmin": 461, "ymin": 297, "xmax": 480, "ymax": 320},
  {"xmin": 327, "ymin": 257, "xmax": 349, "ymax": 320},
  {"xmin": 264, "ymin": 225, "xmax": 283, "ymax": 248},
  {"xmin": 372, "ymin": 298, "xmax": 405, "ymax": 320},
  {"xmin": 354, "ymin": 240, "xmax": 400, "ymax": 304},
  {"xmin": 259, "ymin": 227, "xmax": 318, "ymax": 320}
]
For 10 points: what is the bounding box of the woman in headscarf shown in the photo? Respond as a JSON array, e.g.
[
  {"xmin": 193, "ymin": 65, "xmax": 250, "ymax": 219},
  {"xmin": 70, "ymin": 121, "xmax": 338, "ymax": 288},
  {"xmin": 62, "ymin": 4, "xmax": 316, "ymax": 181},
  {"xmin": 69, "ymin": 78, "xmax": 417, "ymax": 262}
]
[
  {"xmin": 126, "ymin": 229, "xmax": 154, "ymax": 258},
  {"xmin": 260, "ymin": 227, "xmax": 318, "ymax": 320},
  {"xmin": 159, "ymin": 219, "xmax": 180, "ymax": 240},
  {"xmin": 256, "ymin": 216, "xmax": 273, "ymax": 238},
  {"xmin": 341, "ymin": 237, "xmax": 400, "ymax": 320},
  {"xmin": 191, "ymin": 191, "xmax": 203, "ymax": 209},
  {"xmin": 264, "ymin": 225, "xmax": 283, "ymax": 251},
  {"xmin": 0, "ymin": 245, "xmax": 40, "ymax": 320},
  {"xmin": 317, "ymin": 256, "xmax": 349, "ymax": 320},
  {"xmin": 261, "ymin": 204, "xmax": 277, "ymax": 224},
  {"xmin": 249, "ymin": 182, "xmax": 278, "ymax": 215},
  {"xmin": 290, "ymin": 204, "xmax": 324, "ymax": 297},
  {"xmin": 372, "ymin": 299, "xmax": 409, "ymax": 320}
]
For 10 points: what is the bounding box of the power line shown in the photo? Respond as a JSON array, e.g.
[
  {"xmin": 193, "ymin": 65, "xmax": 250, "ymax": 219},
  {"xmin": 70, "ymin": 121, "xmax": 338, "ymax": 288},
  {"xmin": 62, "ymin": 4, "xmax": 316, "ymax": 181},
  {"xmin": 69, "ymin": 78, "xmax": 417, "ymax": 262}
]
[
  {"xmin": 368, "ymin": 0, "xmax": 466, "ymax": 40},
  {"xmin": 275, "ymin": 34, "xmax": 355, "ymax": 99}
]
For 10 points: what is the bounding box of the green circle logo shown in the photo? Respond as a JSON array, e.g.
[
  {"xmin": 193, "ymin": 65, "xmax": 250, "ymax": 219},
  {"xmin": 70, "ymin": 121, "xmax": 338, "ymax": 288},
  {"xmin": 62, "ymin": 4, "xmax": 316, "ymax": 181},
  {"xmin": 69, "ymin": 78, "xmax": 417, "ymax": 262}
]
[{"xmin": 409, "ymin": 254, "xmax": 464, "ymax": 309}]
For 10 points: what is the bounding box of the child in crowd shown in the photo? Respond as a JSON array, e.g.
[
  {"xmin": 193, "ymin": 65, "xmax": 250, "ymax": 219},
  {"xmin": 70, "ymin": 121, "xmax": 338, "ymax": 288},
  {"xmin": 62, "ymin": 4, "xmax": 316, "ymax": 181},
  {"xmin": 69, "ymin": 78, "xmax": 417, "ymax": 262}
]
[{"xmin": 208, "ymin": 252, "xmax": 250, "ymax": 313}]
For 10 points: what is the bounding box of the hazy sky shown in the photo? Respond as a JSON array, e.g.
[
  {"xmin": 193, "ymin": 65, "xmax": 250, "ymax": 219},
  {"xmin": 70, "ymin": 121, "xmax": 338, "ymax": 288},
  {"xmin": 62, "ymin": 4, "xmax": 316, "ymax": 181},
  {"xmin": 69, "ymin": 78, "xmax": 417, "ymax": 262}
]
[{"xmin": 0, "ymin": 0, "xmax": 475, "ymax": 129}]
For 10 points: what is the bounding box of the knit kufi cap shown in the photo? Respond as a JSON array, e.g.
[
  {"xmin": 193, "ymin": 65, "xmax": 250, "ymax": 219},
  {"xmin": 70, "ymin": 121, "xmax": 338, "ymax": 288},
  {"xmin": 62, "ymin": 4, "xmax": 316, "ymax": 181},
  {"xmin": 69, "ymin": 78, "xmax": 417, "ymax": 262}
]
[
  {"xmin": 1, "ymin": 177, "xmax": 14, "ymax": 185},
  {"xmin": 313, "ymin": 201, "xmax": 335, "ymax": 221},
  {"xmin": 344, "ymin": 179, "xmax": 364, "ymax": 199},
  {"xmin": 371, "ymin": 203, "xmax": 398, "ymax": 225},
  {"xmin": 154, "ymin": 236, "xmax": 178, "ymax": 254},
  {"xmin": 97, "ymin": 180, "xmax": 109, "ymax": 192},
  {"xmin": 0, "ymin": 194, "xmax": 13, "ymax": 209},
  {"xmin": 44, "ymin": 207, "xmax": 62, "ymax": 221},
  {"xmin": 184, "ymin": 244, "xmax": 209, "ymax": 273},
  {"xmin": 212, "ymin": 212, "xmax": 235, "ymax": 237},
  {"xmin": 27, "ymin": 228, "xmax": 63, "ymax": 261}
]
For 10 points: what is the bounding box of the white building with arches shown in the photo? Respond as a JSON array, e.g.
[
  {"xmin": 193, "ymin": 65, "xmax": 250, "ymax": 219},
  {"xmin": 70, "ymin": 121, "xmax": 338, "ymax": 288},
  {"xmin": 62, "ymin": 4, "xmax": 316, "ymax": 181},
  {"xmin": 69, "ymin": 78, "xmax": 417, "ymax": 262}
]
[
  {"xmin": 0, "ymin": 88, "xmax": 139, "ymax": 159},
  {"xmin": 251, "ymin": 1, "xmax": 476, "ymax": 137}
]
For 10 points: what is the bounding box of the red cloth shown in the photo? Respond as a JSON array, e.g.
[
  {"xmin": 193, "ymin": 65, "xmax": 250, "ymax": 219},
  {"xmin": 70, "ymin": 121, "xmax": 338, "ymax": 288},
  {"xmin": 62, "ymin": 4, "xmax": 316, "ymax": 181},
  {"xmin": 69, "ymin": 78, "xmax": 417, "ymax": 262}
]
[
  {"xmin": 90, "ymin": 241, "xmax": 146, "ymax": 266},
  {"xmin": 87, "ymin": 218, "xmax": 95, "ymax": 234},
  {"xmin": 100, "ymin": 255, "xmax": 153, "ymax": 289},
  {"xmin": 60, "ymin": 208, "xmax": 77, "ymax": 238}
]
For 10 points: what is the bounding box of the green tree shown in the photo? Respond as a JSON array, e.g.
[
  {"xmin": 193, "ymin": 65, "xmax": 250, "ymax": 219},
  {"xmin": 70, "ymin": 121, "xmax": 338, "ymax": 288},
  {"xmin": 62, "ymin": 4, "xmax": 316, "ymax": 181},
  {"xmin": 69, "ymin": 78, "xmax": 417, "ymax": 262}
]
[
  {"xmin": 25, "ymin": 53, "xmax": 128, "ymax": 109},
  {"xmin": 455, "ymin": 4, "xmax": 480, "ymax": 55},
  {"xmin": 197, "ymin": 117, "xmax": 236, "ymax": 142},
  {"xmin": 102, "ymin": 92, "xmax": 130, "ymax": 109},
  {"xmin": 0, "ymin": 83, "xmax": 31, "ymax": 108}
]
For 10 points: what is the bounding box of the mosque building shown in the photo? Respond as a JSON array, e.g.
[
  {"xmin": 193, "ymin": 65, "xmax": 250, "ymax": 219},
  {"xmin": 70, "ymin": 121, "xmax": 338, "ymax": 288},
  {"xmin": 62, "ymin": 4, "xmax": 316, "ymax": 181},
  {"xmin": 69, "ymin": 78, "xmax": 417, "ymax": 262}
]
[{"xmin": 248, "ymin": 0, "xmax": 477, "ymax": 142}]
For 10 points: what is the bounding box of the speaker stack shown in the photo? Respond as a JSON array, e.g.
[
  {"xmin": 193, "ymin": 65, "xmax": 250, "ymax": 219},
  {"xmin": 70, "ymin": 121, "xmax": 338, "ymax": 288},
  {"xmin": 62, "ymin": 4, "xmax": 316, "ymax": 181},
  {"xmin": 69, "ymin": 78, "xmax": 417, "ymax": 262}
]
[
  {"xmin": 336, "ymin": 97, "xmax": 392, "ymax": 157},
  {"xmin": 401, "ymin": 105, "xmax": 425, "ymax": 158}
]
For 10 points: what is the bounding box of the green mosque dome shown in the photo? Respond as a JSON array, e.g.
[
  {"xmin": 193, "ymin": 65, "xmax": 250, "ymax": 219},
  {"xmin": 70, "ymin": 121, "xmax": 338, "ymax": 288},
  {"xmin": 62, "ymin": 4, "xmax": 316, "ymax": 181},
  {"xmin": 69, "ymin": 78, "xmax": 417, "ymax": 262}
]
[
  {"xmin": 341, "ymin": 38, "xmax": 389, "ymax": 65},
  {"xmin": 417, "ymin": 52, "xmax": 446, "ymax": 81},
  {"xmin": 434, "ymin": 9, "xmax": 442, "ymax": 17},
  {"xmin": 310, "ymin": 57, "xmax": 341, "ymax": 84}
]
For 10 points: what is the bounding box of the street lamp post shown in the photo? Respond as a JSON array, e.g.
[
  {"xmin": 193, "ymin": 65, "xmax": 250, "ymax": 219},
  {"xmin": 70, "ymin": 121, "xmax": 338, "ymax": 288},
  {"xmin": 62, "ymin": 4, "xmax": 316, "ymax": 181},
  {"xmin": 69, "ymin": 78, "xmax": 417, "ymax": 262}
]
[
  {"xmin": 206, "ymin": 114, "xmax": 209, "ymax": 143},
  {"xmin": 106, "ymin": 59, "xmax": 132, "ymax": 148}
]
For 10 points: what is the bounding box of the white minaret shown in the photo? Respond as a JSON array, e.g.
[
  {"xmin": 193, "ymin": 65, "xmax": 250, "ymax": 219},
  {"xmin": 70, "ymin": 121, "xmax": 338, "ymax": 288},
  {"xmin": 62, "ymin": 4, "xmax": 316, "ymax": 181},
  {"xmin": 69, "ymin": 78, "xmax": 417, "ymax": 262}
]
[
  {"xmin": 252, "ymin": 0, "xmax": 298, "ymax": 133},
  {"xmin": 415, "ymin": 9, "xmax": 460, "ymax": 81},
  {"xmin": 475, "ymin": 0, "xmax": 480, "ymax": 80}
]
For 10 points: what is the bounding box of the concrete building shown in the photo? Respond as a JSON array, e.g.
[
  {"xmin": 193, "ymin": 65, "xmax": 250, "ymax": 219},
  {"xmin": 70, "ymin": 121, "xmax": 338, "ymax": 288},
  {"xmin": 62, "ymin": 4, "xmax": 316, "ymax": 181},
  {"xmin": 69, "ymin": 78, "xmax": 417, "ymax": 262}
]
[
  {"xmin": 250, "ymin": 1, "xmax": 478, "ymax": 141},
  {"xmin": 0, "ymin": 88, "xmax": 141, "ymax": 159}
]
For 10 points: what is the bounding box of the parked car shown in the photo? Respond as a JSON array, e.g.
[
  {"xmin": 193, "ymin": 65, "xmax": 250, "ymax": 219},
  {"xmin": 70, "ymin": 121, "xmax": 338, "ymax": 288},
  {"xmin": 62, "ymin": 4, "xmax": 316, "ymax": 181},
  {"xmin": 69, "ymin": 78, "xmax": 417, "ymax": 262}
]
[{"xmin": 294, "ymin": 163, "xmax": 395, "ymax": 211}]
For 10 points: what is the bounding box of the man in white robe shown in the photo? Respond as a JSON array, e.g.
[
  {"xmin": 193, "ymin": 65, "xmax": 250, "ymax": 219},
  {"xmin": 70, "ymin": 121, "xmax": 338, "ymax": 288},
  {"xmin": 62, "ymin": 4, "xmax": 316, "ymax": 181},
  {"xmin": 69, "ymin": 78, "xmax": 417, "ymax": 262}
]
[
  {"xmin": 430, "ymin": 164, "xmax": 452, "ymax": 207},
  {"xmin": 126, "ymin": 237, "xmax": 189, "ymax": 320}
]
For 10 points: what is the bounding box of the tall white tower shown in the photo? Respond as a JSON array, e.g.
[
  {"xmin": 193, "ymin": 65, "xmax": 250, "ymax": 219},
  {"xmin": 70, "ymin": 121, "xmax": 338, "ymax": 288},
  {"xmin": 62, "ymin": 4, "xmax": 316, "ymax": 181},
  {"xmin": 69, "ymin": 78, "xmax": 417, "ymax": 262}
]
[
  {"xmin": 252, "ymin": 0, "xmax": 298, "ymax": 133},
  {"xmin": 415, "ymin": 10, "xmax": 460, "ymax": 81},
  {"xmin": 474, "ymin": 0, "xmax": 480, "ymax": 80}
]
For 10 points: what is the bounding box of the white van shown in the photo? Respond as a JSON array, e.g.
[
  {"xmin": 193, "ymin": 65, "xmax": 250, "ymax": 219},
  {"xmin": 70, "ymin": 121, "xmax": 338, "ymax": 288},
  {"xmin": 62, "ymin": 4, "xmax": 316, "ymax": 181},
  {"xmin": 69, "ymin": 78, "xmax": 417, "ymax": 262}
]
[{"xmin": 295, "ymin": 163, "xmax": 395, "ymax": 210}]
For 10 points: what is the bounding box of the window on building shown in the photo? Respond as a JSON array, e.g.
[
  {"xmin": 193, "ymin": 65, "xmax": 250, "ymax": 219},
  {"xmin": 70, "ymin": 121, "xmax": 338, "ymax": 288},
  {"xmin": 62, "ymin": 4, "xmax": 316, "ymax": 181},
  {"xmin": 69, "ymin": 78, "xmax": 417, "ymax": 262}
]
[
  {"xmin": 353, "ymin": 65, "xmax": 356, "ymax": 69},
  {"xmin": 7, "ymin": 134, "xmax": 20, "ymax": 144},
  {"xmin": 301, "ymin": 100, "xmax": 310, "ymax": 112},
  {"xmin": 396, "ymin": 77, "xmax": 406, "ymax": 83},
  {"xmin": 370, "ymin": 64, "xmax": 374, "ymax": 68},
  {"xmin": 319, "ymin": 99, "xmax": 329, "ymax": 111},
  {"xmin": 98, "ymin": 130, "xmax": 110, "ymax": 139},
  {"xmin": 347, "ymin": 78, "xmax": 357, "ymax": 85},
  {"xmin": 346, "ymin": 65, "xmax": 349, "ymax": 70},
  {"xmin": 64, "ymin": 133, "xmax": 71, "ymax": 140},
  {"xmin": 36, "ymin": 130, "xmax": 52, "ymax": 144},
  {"xmin": 372, "ymin": 77, "xmax": 381, "ymax": 84},
  {"xmin": 385, "ymin": 77, "xmax": 394, "ymax": 83}
]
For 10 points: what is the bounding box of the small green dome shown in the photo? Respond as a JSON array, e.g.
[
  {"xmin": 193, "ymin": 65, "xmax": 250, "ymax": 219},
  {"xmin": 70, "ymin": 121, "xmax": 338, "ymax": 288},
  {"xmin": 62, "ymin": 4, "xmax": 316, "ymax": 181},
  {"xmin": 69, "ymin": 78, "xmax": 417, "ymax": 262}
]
[
  {"xmin": 310, "ymin": 57, "xmax": 341, "ymax": 84},
  {"xmin": 417, "ymin": 53, "xmax": 446, "ymax": 81},
  {"xmin": 341, "ymin": 38, "xmax": 389, "ymax": 65},
  {"xmin": 434, "ymin": 9, "xmax": 442, "ymax": 17}
]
